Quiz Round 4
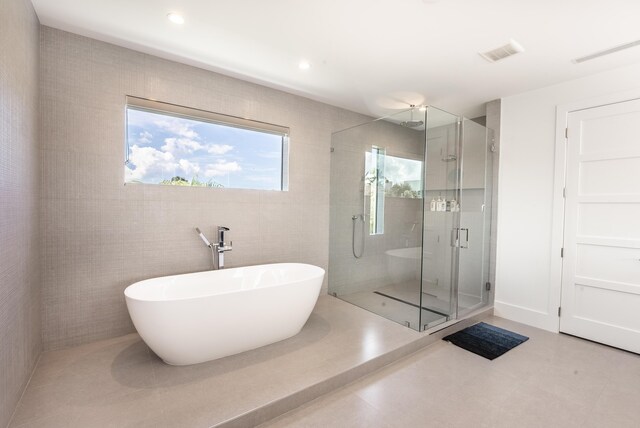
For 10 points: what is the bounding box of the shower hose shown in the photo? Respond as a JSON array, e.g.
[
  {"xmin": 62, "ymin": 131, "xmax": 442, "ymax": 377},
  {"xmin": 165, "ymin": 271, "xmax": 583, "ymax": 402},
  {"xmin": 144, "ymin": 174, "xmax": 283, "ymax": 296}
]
[{"xmin": 351, "ymin": 214, "xmax": 365, "ymax": 259}]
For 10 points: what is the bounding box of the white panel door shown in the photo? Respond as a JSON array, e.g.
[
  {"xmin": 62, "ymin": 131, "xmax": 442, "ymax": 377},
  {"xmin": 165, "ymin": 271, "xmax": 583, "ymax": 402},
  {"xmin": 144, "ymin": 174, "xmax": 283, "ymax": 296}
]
[{"xmin": 560, "ymin": 98, "xmax": 640, "ymax": 353}]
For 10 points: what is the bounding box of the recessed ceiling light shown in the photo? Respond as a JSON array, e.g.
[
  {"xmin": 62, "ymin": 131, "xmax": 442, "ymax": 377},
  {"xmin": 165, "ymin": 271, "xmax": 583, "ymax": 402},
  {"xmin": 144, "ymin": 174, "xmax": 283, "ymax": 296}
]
[
  {"xmin": 298, "ymin": 61, "xmax": 311, "ymax": 70},
  {"xmin": 167, "ymin": 12, "xmax": 185, "ymax": 25}
]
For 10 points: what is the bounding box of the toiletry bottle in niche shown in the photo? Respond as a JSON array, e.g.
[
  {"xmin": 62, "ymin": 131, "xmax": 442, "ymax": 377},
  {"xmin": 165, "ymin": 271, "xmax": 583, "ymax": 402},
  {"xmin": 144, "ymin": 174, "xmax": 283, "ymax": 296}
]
[
  {"xmin": 430, "ymin": 198, "xmax": 436, "ymax": 211},
  {"xmin": 436, "ymin": 196, "xmax": 443, "ymax": 212},
  {"xmin": 451, "ymin": 198, "xmax": 459, "ymax": 212},
  {"xmin": 446, "ymin": 199, "xmax": 451, "ymax": 212},
  {"xmin": 439, "ymin": 196, "xmax": 446, "ymax": 212}
]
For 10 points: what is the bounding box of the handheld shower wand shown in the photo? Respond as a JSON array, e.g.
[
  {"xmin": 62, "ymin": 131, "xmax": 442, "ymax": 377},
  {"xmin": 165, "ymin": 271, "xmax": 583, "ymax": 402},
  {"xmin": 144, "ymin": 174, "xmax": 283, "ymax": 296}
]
[{"xmin": 195, "ymin": 227, "xmax": 212, "ymax": 247}]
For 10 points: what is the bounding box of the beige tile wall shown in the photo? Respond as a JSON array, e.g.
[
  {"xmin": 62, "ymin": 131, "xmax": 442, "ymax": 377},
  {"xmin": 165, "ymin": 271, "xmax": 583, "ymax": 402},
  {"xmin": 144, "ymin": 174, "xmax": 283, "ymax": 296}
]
[
  {"xmin": 39, "ymin": 27, "xmax": 369, "ymax": 351},
  {"xmin": 328, "ymin": 120, "xmax": 424, "ymax": 295},
  {"xmin": 0, "ymin": 0, "xmax": 41, "ymax": 425}
]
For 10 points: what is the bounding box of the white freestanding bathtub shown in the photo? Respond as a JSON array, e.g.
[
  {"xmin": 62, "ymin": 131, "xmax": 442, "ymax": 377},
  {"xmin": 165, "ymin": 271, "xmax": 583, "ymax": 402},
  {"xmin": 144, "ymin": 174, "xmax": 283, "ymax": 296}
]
[
  {"xmin": 385, "ymin": 247, "xmax": 421, "ymax": 284},
  {"xmin": 124, "ymin": 263, "xmax": 325, "ymax": 365}
]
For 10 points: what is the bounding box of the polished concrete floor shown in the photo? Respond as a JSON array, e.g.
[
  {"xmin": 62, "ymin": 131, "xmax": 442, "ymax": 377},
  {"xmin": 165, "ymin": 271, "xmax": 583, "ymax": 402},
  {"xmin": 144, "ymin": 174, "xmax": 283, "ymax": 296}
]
[
  {"xmin": 261, "ymin": 316, "xmax": 640, "ymax": 428},
  {"xmin": 10, "ymin": 300, "xmax": 640, "ymax": 427},
  {"xmin": 9, "ymin": 296, "xmax": 426, "ymax": 427}
]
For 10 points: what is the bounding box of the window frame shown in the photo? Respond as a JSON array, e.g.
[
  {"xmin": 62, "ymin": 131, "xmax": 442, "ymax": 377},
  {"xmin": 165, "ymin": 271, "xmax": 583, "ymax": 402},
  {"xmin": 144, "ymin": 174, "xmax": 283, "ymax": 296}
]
[{"xmin": 124, "ymin": 96, "xmax": 290, "ymax": 190}]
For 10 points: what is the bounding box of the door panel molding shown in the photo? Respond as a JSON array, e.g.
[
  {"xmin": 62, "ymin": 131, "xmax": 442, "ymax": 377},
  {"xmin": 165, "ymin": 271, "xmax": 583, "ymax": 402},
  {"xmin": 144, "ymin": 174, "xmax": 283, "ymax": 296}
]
[
  {"xmin": 550, "ymin": 89, "xmax": 640, "ymax": 333},
  {"xmin": 557, "ymin": 95, "xmax": 640, "ymax": 353},
  {"xmin": 575, "ymin": 277, "xmax": 640, "ymax": 296}
]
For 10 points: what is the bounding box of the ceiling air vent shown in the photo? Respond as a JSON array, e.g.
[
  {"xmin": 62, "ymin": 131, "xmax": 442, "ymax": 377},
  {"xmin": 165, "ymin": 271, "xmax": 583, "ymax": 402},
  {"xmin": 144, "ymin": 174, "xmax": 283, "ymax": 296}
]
[
  {"xmin": 479, "ymin": 39, "xmax": 525, "ymax": 63},
  {"xmin": 573, "ymin": 39, "xmax": 640, "ymax": 64}
]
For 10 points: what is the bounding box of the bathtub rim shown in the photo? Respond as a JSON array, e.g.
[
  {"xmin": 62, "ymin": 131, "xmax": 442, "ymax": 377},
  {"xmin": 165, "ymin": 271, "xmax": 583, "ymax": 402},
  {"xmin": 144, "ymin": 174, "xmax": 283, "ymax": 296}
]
[
  {"xmin": 384, "ymin": 246, "xmax": 422, "ymax": 259},
  {"xmin": 124, "ymin": 262, "xmax": 325, "ymax": 303}
]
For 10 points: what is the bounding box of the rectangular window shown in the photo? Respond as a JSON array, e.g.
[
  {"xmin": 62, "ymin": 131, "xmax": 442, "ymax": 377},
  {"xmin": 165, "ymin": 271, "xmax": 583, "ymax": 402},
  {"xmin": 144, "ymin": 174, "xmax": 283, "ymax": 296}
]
[
  {"xmin": 125, "ymin": 97, "xmax": 289, "ymax": 190},
  {"xmin": 365, "ymin": 149, "xmax": 424, "ymax": 235},
  {"xmin": 365, "ymin": 147, "xmax": 386, "ymax": 235},
  {"xmin": 384, "ymin": 155, "xmax": 423, "ymax": 198}
]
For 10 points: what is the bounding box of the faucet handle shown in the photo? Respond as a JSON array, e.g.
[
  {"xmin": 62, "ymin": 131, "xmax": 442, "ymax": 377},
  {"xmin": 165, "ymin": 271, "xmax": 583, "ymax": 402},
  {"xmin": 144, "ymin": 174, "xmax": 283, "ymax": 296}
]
[{"xmin": 217, "ymin": 226, "xmax": 230, "ymax": 247}]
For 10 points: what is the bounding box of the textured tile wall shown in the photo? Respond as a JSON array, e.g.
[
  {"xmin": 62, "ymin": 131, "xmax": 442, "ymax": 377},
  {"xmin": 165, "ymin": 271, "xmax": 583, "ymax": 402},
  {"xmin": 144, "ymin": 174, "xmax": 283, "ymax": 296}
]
[
  {"xmin": 328, "ymin": 120, "xmax": 424, "ymax": 295},
  {"xmin": 0, "ymin": 0, "xmax": 41, "ymax": 426},
  {"xmin": 39, "ymin": 27, "xmax": 368, "ymax": 351}
]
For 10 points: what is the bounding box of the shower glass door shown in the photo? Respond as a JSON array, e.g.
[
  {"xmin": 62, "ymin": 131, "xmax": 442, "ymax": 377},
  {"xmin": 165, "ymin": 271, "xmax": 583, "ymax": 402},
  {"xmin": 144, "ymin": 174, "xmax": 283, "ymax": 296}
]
[
  {"xmin": 420, "ymin": 109, "xmax": 493, "ymax": 330},
  {"xmin": 457, "ymin": 118, "xmax": 492, "ymax": 317},
  {"xmin": 328, "ymin": 109, "xmax": 428, "ymax": 330},
  {"xmin": 329, "ymin": 106, "xmax": 493, "ymax": 332},
  {"xmin": 420, "ymin": 107, "xmax": 460, "ymax": 329}
]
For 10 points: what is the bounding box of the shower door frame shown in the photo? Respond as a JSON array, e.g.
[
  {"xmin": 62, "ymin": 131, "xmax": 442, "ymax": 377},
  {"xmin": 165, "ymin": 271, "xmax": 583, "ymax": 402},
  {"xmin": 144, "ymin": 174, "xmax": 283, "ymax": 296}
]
[{"xmin": 419, "ymin": 109, "xmax": 492, "ymax": 332}]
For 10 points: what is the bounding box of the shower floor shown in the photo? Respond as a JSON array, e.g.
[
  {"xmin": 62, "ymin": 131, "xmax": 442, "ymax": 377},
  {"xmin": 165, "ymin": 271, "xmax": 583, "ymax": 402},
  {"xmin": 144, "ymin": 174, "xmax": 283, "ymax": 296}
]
[{"xmin": 337, "ymin": 281, "xmax": 483, "ymax": 330}]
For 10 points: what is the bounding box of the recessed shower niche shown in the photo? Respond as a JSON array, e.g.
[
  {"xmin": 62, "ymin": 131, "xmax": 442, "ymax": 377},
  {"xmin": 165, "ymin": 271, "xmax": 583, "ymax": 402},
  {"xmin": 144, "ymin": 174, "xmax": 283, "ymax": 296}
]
[{"xmin": 328, "ymin": 106, "xmax": 494, "ymax": 331}]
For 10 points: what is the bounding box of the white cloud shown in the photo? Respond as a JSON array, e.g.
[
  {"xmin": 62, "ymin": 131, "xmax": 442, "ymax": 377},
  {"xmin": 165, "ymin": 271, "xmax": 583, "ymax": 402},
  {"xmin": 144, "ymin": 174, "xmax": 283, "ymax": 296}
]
[
  {"xmin": 384, "ymin": 156, "xmax": 422, "ymax": 184},
  {"xmin": 162, "ymin": 137, "xmax": 205, "ymax": 154},
  {"xmin": 137, "ymin": 131, "xmax": 153, "ymax": 145},
  {"xmin": 179, "ymin": 159, "xmax": 201, "ymax": 177},
  {"xmin": 154, "ymin": 118, "xmax": 199, "ymax": 139},
  {"xmin": 208, "ymin": 144, "xmax": 234, "ymax": 155},
  {"xmin": 204, "ymin": 160, "xmax": 242, "ymax": 177},
  {"xmin": 126, "ymin": 145, "xmax": 177, "ymax": 181}
]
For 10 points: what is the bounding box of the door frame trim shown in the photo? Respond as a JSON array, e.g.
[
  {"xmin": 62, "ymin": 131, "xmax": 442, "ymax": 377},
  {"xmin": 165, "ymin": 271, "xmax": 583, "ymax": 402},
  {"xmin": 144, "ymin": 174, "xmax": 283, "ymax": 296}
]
[{"xmin": 551, "ymin": 88, "xmax": 640, "ymax": 332}]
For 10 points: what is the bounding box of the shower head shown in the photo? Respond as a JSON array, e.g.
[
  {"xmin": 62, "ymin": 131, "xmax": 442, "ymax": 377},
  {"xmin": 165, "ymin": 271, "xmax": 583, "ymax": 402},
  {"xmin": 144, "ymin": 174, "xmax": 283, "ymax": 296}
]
[
  {"xmin": 400, "ymin": 105, "xmax": 424, "ymax": 128},
  {"xmin": 401, "ymin": 120, "xmax": 424, "ymax": 128}
]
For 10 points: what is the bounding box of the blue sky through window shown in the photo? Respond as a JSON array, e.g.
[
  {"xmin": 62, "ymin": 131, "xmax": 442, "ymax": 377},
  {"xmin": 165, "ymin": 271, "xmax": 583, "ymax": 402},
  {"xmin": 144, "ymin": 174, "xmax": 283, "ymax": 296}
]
[{"xmin": 125, "ymin": 108, "xmax": 284, "ymax": 190}]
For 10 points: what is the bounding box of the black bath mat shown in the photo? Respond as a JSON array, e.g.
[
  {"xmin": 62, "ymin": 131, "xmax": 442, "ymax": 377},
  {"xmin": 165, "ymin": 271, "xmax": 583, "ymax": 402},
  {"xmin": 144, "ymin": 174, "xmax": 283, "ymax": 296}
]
[{"xmin": 443, "ymin": 322, "xmax": 528, "ymax": 360}]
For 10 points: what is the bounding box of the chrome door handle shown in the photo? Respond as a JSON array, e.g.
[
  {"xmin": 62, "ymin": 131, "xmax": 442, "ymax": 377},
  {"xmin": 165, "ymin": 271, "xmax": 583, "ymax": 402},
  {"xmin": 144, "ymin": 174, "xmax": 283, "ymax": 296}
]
[{"xmin": 460, "ymin": 228, "xmax": 469, "ymax": 249}]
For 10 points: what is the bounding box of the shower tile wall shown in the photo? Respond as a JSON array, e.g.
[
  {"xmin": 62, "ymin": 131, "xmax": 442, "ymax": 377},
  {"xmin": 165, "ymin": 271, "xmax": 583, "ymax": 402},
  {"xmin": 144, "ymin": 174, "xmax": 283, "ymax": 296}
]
[
  {"xmin": 39, "ymin": 27, "xmax": 369, "ymax": 351},
  {"xmin": 329, "ymin": 121, "xmax": 424, "ymax": 296},
  {"xmin": 0, "ymin": 0, "xmax": 41, "ymax": 425}
]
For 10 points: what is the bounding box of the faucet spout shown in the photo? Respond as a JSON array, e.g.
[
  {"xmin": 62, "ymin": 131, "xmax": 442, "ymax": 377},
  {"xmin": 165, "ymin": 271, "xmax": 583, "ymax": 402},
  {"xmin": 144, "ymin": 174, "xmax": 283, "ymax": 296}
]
[
  {"xmin": 196, "ymin": 226, "xmax": 232, "ymax": 270},
  {"xmin": 216, "ymin": 226, "xmax": 232, "ymax": 269}
]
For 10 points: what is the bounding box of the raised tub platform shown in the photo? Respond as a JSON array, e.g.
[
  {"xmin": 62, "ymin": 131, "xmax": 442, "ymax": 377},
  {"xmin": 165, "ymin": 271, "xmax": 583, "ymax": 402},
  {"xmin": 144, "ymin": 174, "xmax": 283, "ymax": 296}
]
[{"xmin": 9, "ymin": 296, "xmax": 491, "ymax": 427}]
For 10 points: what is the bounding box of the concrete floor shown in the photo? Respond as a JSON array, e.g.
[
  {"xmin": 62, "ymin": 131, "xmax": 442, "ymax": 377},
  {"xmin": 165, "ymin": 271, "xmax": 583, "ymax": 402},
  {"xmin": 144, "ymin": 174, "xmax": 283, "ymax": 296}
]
[
  {"xmin": 261, "ymin": 316, "xmax": 640, "ymax": 428},
  {"xmin": 8, "ymin": 296, "xmax": 429, "ymax": 427},
  {"xmin": 9, "ymin": 298, "xmax": 640, "ymax": 428}
]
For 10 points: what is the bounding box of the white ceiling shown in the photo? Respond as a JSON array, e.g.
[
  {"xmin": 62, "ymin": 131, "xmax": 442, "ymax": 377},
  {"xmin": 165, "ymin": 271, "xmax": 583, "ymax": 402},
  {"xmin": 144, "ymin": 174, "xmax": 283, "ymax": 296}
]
[{"xmin": 31, "ymin": 0, "xmax": 640, "ymax": 118}]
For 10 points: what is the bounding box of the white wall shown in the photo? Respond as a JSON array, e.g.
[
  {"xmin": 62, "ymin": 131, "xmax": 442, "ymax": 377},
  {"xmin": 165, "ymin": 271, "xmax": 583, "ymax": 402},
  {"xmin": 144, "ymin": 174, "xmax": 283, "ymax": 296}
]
[{"xmin": 495, "ymin": 62, "xmax": 640, "ymax": 332}]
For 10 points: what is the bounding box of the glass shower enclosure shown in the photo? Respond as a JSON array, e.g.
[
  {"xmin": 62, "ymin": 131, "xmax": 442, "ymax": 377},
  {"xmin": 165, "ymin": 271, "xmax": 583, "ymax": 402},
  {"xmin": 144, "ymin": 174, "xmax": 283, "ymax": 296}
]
[{"xmin": 328, "ymin": 106, "xmax": 493, "ymax": 331}]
